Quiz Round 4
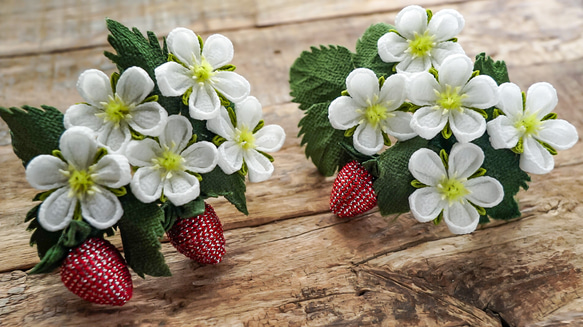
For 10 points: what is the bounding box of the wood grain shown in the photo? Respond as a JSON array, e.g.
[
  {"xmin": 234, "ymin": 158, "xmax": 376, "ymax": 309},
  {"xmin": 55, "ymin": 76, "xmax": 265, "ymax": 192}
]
[{"xmin": 1, "ymin": 0, "xmax": 583, "ymax": 326}]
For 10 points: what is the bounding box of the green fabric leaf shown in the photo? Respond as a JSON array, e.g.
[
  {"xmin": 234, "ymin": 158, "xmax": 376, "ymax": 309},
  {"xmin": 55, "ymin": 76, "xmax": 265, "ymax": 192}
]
[
  {"xmin": 28, "ymin": 243, "xmax": 68, "ymax": 274},
  {"xmin": 473, "ymin": 52, "xmax": 509, "ymax": 86},
  {"xmin": 104, "ymin": 19, "xmax": 182, "ymax": 116},
  {"xmin": 298, "ymin": 102, "xmax": 353, "ymax": 176},
  {"xmin": 0, "ymin": 105, "xmax": 65, "ymax": 166},
  {"xmin": 200, "ymin": 167, "xmax": 248, "ymax": 215},
  {"xmin": 373, "ymin": 137, "xmax": 433, "ymax": 215},
  {"xmin": 161, "ymin": 197, "xmax": 206, "ymax": 231},
  {"xmin": 289, "ymin": 45, "xmax": 355, "ymax": 110},
  {"xmin": 61, "ymin": 220, "xmax": 93, "ymax": 248},
  {"xmin": 117, "ymin": 192, "xmax": 170, "ymax": 277},
  {"xmin": 473, "ymin": 134, "xmax": 530, "ymax": 220},
  {"xmin": 353, "ymin": 23, "xmax": 396, "ymax": 75},
  {"xmin": 26, "ymin": 204, "xmax": 62, "ymax": 260}
]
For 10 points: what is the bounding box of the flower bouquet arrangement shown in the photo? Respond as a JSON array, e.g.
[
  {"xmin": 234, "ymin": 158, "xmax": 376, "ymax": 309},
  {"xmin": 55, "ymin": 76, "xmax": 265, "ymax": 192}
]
[
  {"xmin": 290, "ymin": 5, "xmax": 578, "ymax": 234},
  {"xmin": 0, "ymin": 20, "xmax": 285, "ymax": 305}
]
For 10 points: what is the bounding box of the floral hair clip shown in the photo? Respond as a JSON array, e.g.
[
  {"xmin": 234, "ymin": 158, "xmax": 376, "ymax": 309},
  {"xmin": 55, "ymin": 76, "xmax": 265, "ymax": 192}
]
[
  {"xmin": 0, "ymin": 20, "xmax": 285, "ymax": 306},
  {"xmin": 290, "ymin": 5, "xmax": 578, "ymax": 234}
]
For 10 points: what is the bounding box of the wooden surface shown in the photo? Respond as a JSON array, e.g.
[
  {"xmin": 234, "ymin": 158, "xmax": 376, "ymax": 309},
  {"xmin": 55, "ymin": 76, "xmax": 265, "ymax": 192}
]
[{"xmin": 1, "ymin": 0, "xmax": 583, "ymax": 326}]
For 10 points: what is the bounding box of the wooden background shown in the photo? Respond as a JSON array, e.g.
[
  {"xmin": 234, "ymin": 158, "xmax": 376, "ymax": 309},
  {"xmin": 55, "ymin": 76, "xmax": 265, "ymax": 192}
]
[{"xmin": 1, "ymin": 0, "xmax": 583, "ymax": 326}]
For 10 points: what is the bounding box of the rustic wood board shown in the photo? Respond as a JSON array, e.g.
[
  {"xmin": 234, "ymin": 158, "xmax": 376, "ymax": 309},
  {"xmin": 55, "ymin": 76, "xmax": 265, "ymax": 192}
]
[{"xmin": 1, "ymin": 0, "xmax": 583, "ymax": 326}]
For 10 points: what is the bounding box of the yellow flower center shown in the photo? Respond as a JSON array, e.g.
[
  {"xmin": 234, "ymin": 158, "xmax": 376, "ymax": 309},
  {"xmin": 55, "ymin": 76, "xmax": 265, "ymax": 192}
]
[
  {"xmin": 514, "ymin": 112, "xmax": 541, "ymax": 137},
  {"xmin": 408, "ymin": 30, "xmax": 436, "ymax": 57},
  {"xmin": 436, "ymin": 85, "xmax": 466, "ymax": 112},
  {"xmin": 364, "ymin": 103, "xmax": 389, "ymax": 128},
  {"xmin": 65, "ymin": 166, "xmax": 96, "ymax": 200},
  {"xmin": 235, "ymin": 126, "xmax": 256, "ymax": 150},
  {"xmin": 437, "ymin": 176, "xmax": 469, "ymax": 205},
  {"xmin": 191, "ymin": 57, "xmax": 216, "ymax": 83},
  {"xmin": 100, "ymin": 94, "xmax": 133, "ymax": 127}
]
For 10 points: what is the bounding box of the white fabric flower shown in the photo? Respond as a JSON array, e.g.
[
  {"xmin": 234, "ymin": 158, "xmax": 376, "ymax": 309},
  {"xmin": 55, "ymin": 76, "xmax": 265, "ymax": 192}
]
[
  {"xmin": 408, "ymin": 54, "xmax": 499, "ymax": 143},
  {"xmin": 408, "ymin": 143, "xmax": 504, "ymax": 234},
  {"xmin": 328, "ymin": 68, "xmax": 416, "ymax": 156},
  {"xmin": 126, "ymin": 115, "xmax": 218, "ymax": 206},
  {"xmin": 64, "ymin": 66, "xmax": 168, "ymax": 153},
  {"xmin": 154, "ymin": 27, "xmax": 251, "ymax": 120},
  {"xmin": 207, "ymin": 96, "xmax": 286, "ymax": 183},
  {"xmin": 486, "ymin": 82, "xmax": 579, "ymax": 174},
  {"xmin": 377, "ymin": 5, "xmax": 465, "ymax": 73},
  {"xmin": 25, "ymin": 127, "xmax": 131, "ymax": 232}
]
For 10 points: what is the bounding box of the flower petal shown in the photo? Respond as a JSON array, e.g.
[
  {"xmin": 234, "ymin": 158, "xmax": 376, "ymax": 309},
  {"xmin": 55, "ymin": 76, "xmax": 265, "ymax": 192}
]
[
  {"xmin": 520, "ymin": 136, "xmax": 554, "ymax": 174},
  {"xmin": 486, "ymin": 116, "xmax": 520, "ymax": 149},
  {"xmin": 255, "ymin": 125, "xmax": 286, "ymax": 152},
  {"xmin": 38, "ymin": 187, "xmax": 76, "ymax": 232},
  {"xmin": 116, "ymin": 66, "xmax": 154, "ymax": 105},
  {"xmin": 328, "ymin": 96, "xmax": 363, "ymax": 130},
  {"xmin": 465, "ymin": 176, "xmax": 504, "ymax": 208},
  {"xmin": 96, "ymin": 123, "xmax": 131, "ymax": 153},
  {"xmin": 206, "ymin": 106, "xmax": 236, "ymax": 140},
  {"xmin": 443, "ymin": 201, "xmax": 479, "ymax": 234},
  {"xmin": 379, "ymin": 73, "xmax": 407, "ymax": 110},
  {"xmin": 538, "ymin": 119, "xmax": 579, "ymax": 150},
  {"xmin": 408, "ymin": 187, "xmax": 445, "ymax": 223},
  {"xmin": 167, "ymin": 27, "xmax": 200, "ymax": 65},
  {"xmin": 60, "ymin": 127, "xmax": 98, "ymax": 170},
  {"xmin": 130, "ymin": 166, "xmax": 163, "ymax": 203},
  {"xmin": 128, "ymin": 102, "xmax": 168, "ymax": 136},
  {"xmin": 235, "ymin": 96, "xmax": 263, "ymax": 129},
  {"xmin": 383, "ymin": 111, "xmax": 417, "ymax": 141},
  {"xmin": 447, "ymin": 143, "xmax": 485, "ymax": 179},
  {"xmin": 396, "ymin": 56, "xmax": 431, "ymax": 73},
  {"xmin": 526, "ymin": 82, "xmax": 558, "ymax": 119},
  {"xmin": 182, "ymin": 141, "xmax": 219, "ymax": 173},
  {"xmin": 430, "ymin": 42, "xmax": 465, "ymax": 69},
  {"xmin": 353, "ymin": 122, "xmax": 383, "ymax": 156},
  {"xmin": 438, "ymin": 54, "xmax": 473, "ymax": 88},
  {"xmin": 497, "ymin": 82, "xmax": 523, "ymax": 118},
  {"xmin": 189, "ymin": 83, "xmax": 221, "ymax": 120},
  {"xmin": 125, "ymin": 138, "xmax": 162, "ymax": 167},
  {"xmin": 160, "ymin": 115, "xmax": 193, "ymax": 152},
  {"xmin": 26, "ymin": 155, "xmax": 68, "ymax": 190},
  {"xmin": 81, "ymin": 187, "xmax": 123, "ymax": 229},
  {"xmin": 407, "ymin": 72, "xmax": 440, "ymax": 106},
  {"xmin": 154, "ymin": 62, "xmax": 194, "ymax": 97},
  {"xmin": 202, "ymin": 34, "xmax": 234, "ymax": 68},
  {"xmin": 449, "ymin": 109, "xmax": 486, "ymax": 143},
  {"xmin": 92, "ymin": 154, "xmax": 131, "ymax": 188},
  {"xmin": 461, "ymin": 75, "xmax": 499, "ymax": 109},
  {"xmin": 217, "ymin": 140, "xmax": 243, "ymax": 174},
  {"xmin": 395, "ymin": 5, "xmax": 428, "ymax": 39},
  {"xmin": 410, "ymin": 106, "xmax": 447, "ymax": 140},
  {"xmin": 244, "ymin": 149, "xmax": 274, "ymax": 183},
  {"xmin": 64, "ymin": 103, "xmax": 105, "ymax": 131},
  {"xmin": 377, "ymin": 32, "xmax": 408, "ymax": 63},
  {"xmin": 408, "ymin": 148, "xmax": 446, "ymax": 186},
  {"xmin": 212, "ymin": 71, "xmax": 250, "ymax": 103},
  {"xmin": 345, "ymin": 68, "xmax": 379, "ymax": 107},
  {"xmin": 76, "ymin": 69, "xmax": 112, "ymax": 107},
  {"xmin": 427, "ymin": 9, "xmax": 464, "ymax": 41},
  {"xmin": 164, "ymin": 171, "xmax": 200, "ymax": 206}
]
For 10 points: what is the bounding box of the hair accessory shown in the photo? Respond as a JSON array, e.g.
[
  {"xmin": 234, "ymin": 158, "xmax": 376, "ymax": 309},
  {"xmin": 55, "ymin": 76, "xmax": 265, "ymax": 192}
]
[
  {"xmin": 0, "ymin": 19, "xmax": 285, "ymax": 306},
  {"xmin": 290, "ymin": 5, "xmax": 578, "ymax": 234}
]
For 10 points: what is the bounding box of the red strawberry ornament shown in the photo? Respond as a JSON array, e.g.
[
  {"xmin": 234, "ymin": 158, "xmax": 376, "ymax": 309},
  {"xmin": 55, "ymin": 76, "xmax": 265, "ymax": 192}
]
[
  {"xmin": 330, "ymin": 160, "xmax": 377, "ymax": 218},
  {"xmin": 167, "ymin": 202, "xmax": 226, "ymax": 264},
  {"xmin": 60, "ymin": 237, "xmax": 133, "ymax": 306}
]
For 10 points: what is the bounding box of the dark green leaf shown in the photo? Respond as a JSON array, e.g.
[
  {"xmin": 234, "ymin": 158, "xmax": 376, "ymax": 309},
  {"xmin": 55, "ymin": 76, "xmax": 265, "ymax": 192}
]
[
  {"xmin": 61, "ymin": 220, "xmax": 93, "ymax": 248},
  {"xmin": 28, "ymin": 243, "xmax": 68, "ymax": 274},
  {"xmin": 353, "ymin": 23, "xmax": 396, "ymax": 76},
  {"xmin": 0, "ymin": 105, "xmax": 65, "ymax": 166},
  {"xmin": 289, "ymin": 45, "xmax": 355, "ymax": 110},
  {"xmin": 200, "ymin": 167, "xmax": 248, "ymax": 215},
  {"xmin": 298, "ymin": 102, "xmax": 353, "ymax": 176},
  {"xmin": 473, "ymin": 53, "xmax": 509, "ymax": 86},
  {"xmin": 117, "ymin": 191, "xmax": 170, "ymax": 277}
]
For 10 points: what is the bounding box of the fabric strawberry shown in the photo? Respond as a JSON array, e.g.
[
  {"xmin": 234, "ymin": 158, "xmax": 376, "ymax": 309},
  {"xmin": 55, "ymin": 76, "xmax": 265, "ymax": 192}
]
[
  {"xmin": 330, "ymin": 160, "xmax": 377, "ymax": 217},
  {"xmin": 167, "ymin": 202, "xmax": 226, "ymax": 264},
  {"xmin": 61, "ymin": 237, "xmax": 133, "ymax": 306}
]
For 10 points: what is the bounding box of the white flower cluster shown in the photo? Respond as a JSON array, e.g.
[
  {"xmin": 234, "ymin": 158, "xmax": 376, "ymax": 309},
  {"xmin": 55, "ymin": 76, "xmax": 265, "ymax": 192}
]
[
  {"xmin": 328, "ymin": 5, "xmax": 578, "ymax": 234},
  {"xmin": 26, "ymin": 27, "xmax": 285, "ymax": 233}
]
